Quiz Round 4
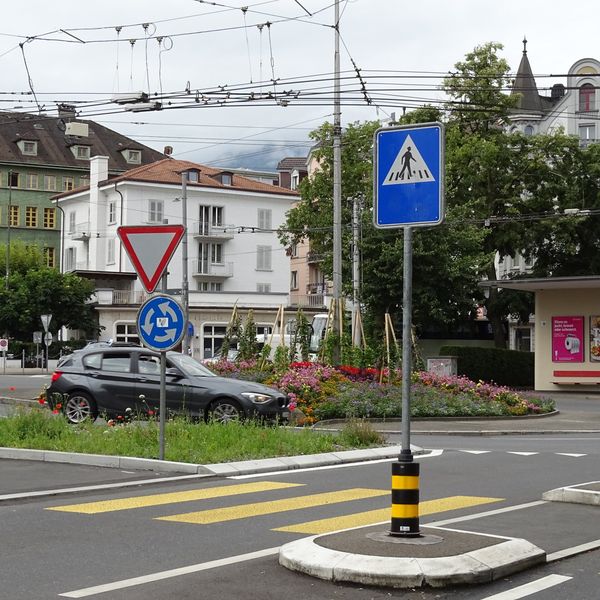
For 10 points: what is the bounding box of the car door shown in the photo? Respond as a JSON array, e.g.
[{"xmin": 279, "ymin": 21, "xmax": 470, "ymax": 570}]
[
  {"xmin": 134, "ymin": 353, "xmax": 197, "ymax": 418},
  {"xmin": 83, "ymin": 351, "xmax": 138, "ymax": 416}
]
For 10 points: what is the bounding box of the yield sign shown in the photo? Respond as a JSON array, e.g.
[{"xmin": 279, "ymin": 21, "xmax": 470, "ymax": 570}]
[{"xmin": 117, "ymin": 225, "xmax": 185, "ymax": 293}]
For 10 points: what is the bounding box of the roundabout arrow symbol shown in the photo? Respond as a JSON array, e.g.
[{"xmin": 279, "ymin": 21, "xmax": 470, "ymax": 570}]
[{"xmin": 142, "ymin": 308, "xmax": 155, "ymax": 335}]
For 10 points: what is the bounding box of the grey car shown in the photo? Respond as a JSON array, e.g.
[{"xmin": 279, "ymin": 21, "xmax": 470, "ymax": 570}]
[{"xmin": 47, "ymin": 346, "xmax": 290, "ymax": 425}]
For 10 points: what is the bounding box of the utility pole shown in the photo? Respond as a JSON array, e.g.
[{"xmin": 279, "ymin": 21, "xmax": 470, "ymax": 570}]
[
  {"xmin": 5, "ymin": 170, "xmax": 12, "ymax": 289},
  {"xmin": 352, "ymin": 194, "xmax": 361, "ymax": 347},
  {"xmin": 180, "ymin": 172, "xmax": 190, "ymax": 355},
  {"xmin": 332, "ymin": 0, "xmax": 342, "ymax": 363}
]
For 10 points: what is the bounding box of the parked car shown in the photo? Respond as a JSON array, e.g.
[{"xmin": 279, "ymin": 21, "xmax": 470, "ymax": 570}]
[{"xmin": 46, "ymin": 346, "xmax": 291, "ymax": 425}]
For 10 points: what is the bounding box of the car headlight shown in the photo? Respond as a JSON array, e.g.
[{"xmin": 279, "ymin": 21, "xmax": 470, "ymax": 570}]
[{"xmin": 241, "ymin": 392, "xmax": 272, "ymax": 404}]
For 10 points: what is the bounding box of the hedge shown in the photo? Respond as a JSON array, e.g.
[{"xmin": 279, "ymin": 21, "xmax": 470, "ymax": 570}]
[{"xmin": 438, "ymin": 345, "xmax": 534, "ymax": 388}]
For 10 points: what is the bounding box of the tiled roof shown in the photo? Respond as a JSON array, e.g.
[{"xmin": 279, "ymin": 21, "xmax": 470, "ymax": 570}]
[
  {"xmin": 0, "ymin": 111, "xmax": 165, "ymax": 171},
  {"xmin": 56, "ymin": 158, "xmax": 300, "ymax": 199},
  {"xmin": 276, "ymin": 156, "xmax": 308, "ymax": 171}
]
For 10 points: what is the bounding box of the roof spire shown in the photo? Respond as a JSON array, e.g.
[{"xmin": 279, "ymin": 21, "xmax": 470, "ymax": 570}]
[{"xmin": 523, "ymin": 36, "xmax": 528, "ymax": 54}]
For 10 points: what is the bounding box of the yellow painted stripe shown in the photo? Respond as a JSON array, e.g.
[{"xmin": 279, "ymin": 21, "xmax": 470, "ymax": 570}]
[
  {"xmin": 156, "ymin": 488, "xmax": 389, "ymax": 525},
  {"xmin": 274, "ymin": 495, "xmax": 503, "ymax": 534},
  {"xmin": 392, "ymin": 475, "xmax": 419, "ymax": 490},
  {"xmin": 46, "ymin": 481, "xmax": 303, "ymax": 514},
  {"xmin": 391, "ymin": 504, "xmax": 419, "ymax": 518}
]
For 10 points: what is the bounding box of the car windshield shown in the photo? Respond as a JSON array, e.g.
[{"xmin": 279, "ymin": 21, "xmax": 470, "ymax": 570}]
[{"xmin": 168, "ymin": 353, "xmax": 217, "ymax": 377}]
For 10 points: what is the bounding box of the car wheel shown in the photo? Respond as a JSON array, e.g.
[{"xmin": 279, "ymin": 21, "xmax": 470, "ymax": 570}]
[
  {"xmin": 64, "ymin": 392, "xmax": 98, "ymax": 424},
  {"xmin": 209, "ymin": 399, "xmax": 243, "ymax": 424}
]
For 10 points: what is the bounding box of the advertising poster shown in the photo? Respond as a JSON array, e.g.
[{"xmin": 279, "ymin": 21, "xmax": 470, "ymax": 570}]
[
  {"xmin": 590, "ymin": 316, "xmax": 600, "ymax": 362},
  {"xmin": 552, "ymin": 316, "xmax": 584, "ymax": 362}
]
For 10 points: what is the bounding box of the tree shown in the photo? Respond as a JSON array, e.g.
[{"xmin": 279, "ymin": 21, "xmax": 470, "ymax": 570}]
[{"xmin": 0, "ymin": 242, "xmax": 97, "ymax": 339}]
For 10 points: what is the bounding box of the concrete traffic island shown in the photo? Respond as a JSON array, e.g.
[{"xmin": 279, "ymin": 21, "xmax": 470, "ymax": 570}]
[
  {"xmin": 543, "ymin": 481, "xmax": 600, "ymax": 506},
  {"xmin": 279, "ymin": 524, "xmax": 546, "ymax": 589}
]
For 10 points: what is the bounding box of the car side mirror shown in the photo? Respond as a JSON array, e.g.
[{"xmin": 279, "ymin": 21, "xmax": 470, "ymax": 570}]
[{"xmin": 165, "ymin": 367, "xmax": 183, "ymax": 379}]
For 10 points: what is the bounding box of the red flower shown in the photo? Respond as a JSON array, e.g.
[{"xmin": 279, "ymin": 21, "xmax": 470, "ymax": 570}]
[
  {"xmin": 38, "ymin": 398, "xmax": 46, "ymax": 405},
  {"xmin": 52, "ymin": 409, "xmax": 59, "ymax": 415},
  {"xmin": 9, "ymin": 386, "xmax": 15, "ymax": 391},
  {"xmin": 148, "ymin": 410, "xmax": 155, "ymax": 416},
  {"xmin": 117, "ymin": 415, "xmax": 124, "ymax": 420},
  {"xmin": 55, "ymin": 403, "xmax": 62, "ymax": 410}
]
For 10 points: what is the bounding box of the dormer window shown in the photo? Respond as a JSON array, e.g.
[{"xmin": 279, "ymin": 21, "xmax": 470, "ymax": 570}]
[
  {"xmin": 221, "ymin": 173, "xmax": 232, "ymax": 186},
  {"xmin": 72, "ymin": 145, "xmax": 91, "ymax": 160},
  {"xmin": 579, "ymin": 83, "xmax": 595, "ymax": 112},
  {"xmin": 18, "ymin": 140, "xmax": 38, "ymax": 156},
  {"xmin": 125, "ymin": 149, "xmax": 141, "ymax": 164},
  {"xmin": 186, "ymin": 169, "xmax": 200, "ymax": 183}
]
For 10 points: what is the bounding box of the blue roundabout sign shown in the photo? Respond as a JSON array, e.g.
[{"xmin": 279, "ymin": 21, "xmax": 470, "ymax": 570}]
[{"xmin": 137, "ymin": 295, "xmax": 185, "ymax": 352}]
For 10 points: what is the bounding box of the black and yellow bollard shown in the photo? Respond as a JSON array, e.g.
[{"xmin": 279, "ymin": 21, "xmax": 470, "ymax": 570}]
[{"xmin": 390, "ymin": 460, "xmax": 421, "ymax": 537}]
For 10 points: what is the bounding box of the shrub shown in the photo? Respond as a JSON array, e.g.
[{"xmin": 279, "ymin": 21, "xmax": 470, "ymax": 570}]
[{"xmin": 438, "ymin": 345, "xmax": 534, "ymax": 388}]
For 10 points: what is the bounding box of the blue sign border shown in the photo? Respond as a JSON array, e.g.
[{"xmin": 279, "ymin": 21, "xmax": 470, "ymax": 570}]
[
  {"xmin": 136, "ymin": 295, "xmax": 185, "ymax": 352},
  {"xmin": 373, "ymin": 122, "xmax": 445, "ymax": 228}
]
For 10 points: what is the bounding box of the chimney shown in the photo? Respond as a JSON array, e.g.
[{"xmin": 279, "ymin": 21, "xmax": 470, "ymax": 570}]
[
  {"xmin": 58, "ymin": 103, "xmax": 77, "ymax": 118},
  {"xmin": 90, "ymin": 155, "xmax": 109, "ymax": 188},
  {"xmin": 164, "ymin": 145, "xmax": 173, "ymax": 156}
]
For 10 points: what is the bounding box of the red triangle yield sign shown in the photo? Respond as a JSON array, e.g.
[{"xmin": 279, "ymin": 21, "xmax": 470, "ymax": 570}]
[{"xmin": 117, "ymin": 225, "xmax": 185, "ymax": 293}]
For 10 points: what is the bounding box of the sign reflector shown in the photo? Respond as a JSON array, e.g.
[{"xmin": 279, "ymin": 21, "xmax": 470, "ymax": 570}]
[{"xmin": 117, "ymin": 225, "xmax": 185, "ymax": 293}]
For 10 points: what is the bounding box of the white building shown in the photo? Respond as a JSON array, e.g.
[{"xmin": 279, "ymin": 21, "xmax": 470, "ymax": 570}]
[{"xmin": 56, "ymin": 156, "xmax": 299, "ymax": 359}]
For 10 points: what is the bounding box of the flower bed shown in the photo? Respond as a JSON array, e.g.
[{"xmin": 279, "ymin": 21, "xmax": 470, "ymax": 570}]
[{"xmin": 205, "ymin": 361, "xmax": 555, "ymax": 423}]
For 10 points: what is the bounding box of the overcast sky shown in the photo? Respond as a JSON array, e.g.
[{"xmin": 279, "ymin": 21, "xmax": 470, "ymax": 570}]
[{"xmin": 1, "ymin": 0, "xmax": 597, "ymax": 170}]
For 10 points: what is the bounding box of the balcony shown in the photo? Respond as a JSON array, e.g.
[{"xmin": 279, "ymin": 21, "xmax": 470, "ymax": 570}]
[
  {"xmin": 94, "ymin": 289, "xmax": 148, "ymax": 305},
  {"xmin": 192, "ymin": 260, "xmax": 234, "ymax": 278},
  {"xmin": 306, "ymin": 251, "xmax": 324, "ymax": 264},
  {"xmin": 289, "ymin": 283, "xmax": 331, "ymax": 309},
  {"xmin": 193, "ymin": 222, "xmax": 235, "ymax": 240},
  {"xmin": 68, "ymin": 222, "xmax": 90, "ymax": 241}
]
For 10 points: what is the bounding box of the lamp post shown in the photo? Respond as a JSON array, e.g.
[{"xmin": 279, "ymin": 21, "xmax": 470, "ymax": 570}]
[{"xmin": 180, "ymin": 172, "xmax": 190, "ymax": 355}]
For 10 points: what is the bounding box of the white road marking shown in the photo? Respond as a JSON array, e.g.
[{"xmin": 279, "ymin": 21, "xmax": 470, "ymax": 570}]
[
  {"xmin": 479, "ymin": 574, "xmax": 571, "ymax": 599},
  {"xmin": 427, "ymin": 500, "xmax": 547, "ymax": 527},
  {"xmin": 507, "ymin": 452, "xmax": 538, "ymax": 456},
  {"xmin": 60, "ymin": 546, "xmax": 280, "ymax": 597},
  {"xmin": 547, "ymin": 539, "xmax": 600, "ymax": 562},
  {"xmin": 459, "ymin": 450, "xmax": 491, "ymax": 454},
  {"xmin": 555, "ymin": 453, "xmax": 587, "ymax": 457}
]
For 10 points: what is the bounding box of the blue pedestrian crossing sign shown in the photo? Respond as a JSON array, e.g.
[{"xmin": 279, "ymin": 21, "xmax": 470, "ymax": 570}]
[
  {"xmin": 373, "ymin": 122, "xmax": 445, "ymax": 228},
  {"xmin": 137, "ymin": 295, "xmax": 185, "ymax": 352}
]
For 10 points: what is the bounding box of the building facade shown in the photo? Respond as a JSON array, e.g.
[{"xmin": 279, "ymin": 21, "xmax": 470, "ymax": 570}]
[
  {"xmin": 0, "ymin": 108, "xmax": 165, "ymax": 268},
  {"xmin": 57, "ymin": 157, "xmax": 302, "ymax": 359}
]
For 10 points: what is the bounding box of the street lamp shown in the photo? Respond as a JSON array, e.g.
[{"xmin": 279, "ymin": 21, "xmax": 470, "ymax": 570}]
[{"xmin": 174, "ymin": 171, "xmax": 190, "ymax": 355}]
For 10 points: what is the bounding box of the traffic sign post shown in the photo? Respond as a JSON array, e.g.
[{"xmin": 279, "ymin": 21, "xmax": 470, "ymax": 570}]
[
  {"xmin": 41, "ymin": 314, "xmax": 52, "ymax": 333},
  {"xmin": 137, "ymin": 295, "xmax": 186, "ymax": 460},
  {"xmin": 374, "ymin": 122, "xmax": 445, "ymax": 539},
  {"xmin": 0, "ymin": 338, "xmax": 7, "ymax": 374}
]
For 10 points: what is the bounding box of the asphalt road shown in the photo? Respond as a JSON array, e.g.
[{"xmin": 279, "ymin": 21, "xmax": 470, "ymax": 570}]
[{"xmin": 2, "ymin": 433, "xmax": 600, "ymax": 600}]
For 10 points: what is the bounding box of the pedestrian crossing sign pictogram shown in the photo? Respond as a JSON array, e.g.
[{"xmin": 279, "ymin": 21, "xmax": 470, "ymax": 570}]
[{"xmin": 374, "ymin": 122, "xmax": 445, "ymax": 228}]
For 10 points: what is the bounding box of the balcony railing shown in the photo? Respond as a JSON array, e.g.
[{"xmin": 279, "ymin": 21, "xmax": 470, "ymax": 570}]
[
  {"xmin": 193, "ymin": 222, "xmax": 235, "ymax": 239},
  {"xmin": 68, "ymin": 222, "xmax": 90, "ymax": 241},
  {"xmin": 94, "ymin": 289, "xmax": 148, "ymax": 305},
  {"xmin": 289, "ymin": 293, "xmax": 329, "ymax": 309},
  {"xmin": 306, "ymin": 251, "xmax": 324, "ymax": 264},
  {"xmin": 192, "ymin": 260, "xmax": 234, "ymax": 278}
]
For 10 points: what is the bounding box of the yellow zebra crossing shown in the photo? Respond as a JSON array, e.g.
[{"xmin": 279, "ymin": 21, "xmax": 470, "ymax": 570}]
[{"xmin": 47, "ymin": 481, "xmax": 502, "ymax": 535}]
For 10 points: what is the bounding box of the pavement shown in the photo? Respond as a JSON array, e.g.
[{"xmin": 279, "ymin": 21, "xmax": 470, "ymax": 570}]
[{"xmin": 2, "ymin": 391, "xmax": 600, "ymax": 588}]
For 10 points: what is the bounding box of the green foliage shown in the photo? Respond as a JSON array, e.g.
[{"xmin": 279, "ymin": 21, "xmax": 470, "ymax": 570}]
[
  {"xmin": 273, "ymin": 345, "xmax": 290, "ymax": 373},
  {"xmin": 220, "ymin": 312, "xmax": 241, "ymax": 359},
  {"xmin": 337, "ymin": 419, "xmax": 385, "ymax": 447},
  {"xmin": 238, "ymin": 310, "xmax": 259, "ymax": 361},
  {"xmin": 439, "ymin": 345, "xmax": 534, "ymax": 388},
  {"xmin": 289, "ymin": 309, "xmax": 312, "ymax": 362},
  {"xmin": 0, "ymin": 241, "xmax": 97, "ymax": 339}
]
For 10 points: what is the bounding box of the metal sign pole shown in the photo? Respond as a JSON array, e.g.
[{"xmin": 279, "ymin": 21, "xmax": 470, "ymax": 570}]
[
  {"xmin": 159, "ymin": 351, "xmax": 166, "ymax": 461},
  {"xmin": 400, "ymin": 226, "xmax": 413, "ymax": 463}
]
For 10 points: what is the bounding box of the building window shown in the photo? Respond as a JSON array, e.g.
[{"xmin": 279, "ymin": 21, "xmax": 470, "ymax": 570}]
[
  {"xmin": 257, "ymin": 283, "xmax": 271, "ymax": 293},
  {"xmin": 107, "ymin": 238, "xmax": 115, "ymax": 264},
  {"xmin": 44, "ymin": 175, "xmax": 57, "ymax": 191},
  {"xmin": 523, "ymin": 125, "xmax": 534, "ymax": 136},
  {"xmin": 64, "ymin": 247, "xmax": 76, "ymax": 270},
  {"xmin": 9, "ymin": 205, "xmax": 19, "ymax": 227},
  {"xmin": 186, "ymin": 170, "xmax": 200, "ymax": 183},
  {"xmin": 25, "ymin": 173, "xmax": 39, "ymax": 189},
  {"xmin": 579, "ymin": 124, "xmax": 595, "ymax": 147},
  {"xmin": 291, "ymin": 172, "xmax": 299, "ymax": 190},
  {"xmin": 579, "ymin": 83, "xmax": 595, "ymax": 112},
  {"xmin": 79, "ymin": 175, "xmax": 89, "ymax": 187},
  {"xmin": 108, "ymin": 200, "xmax": 116, "ymax": 224},
  {"xmin": 221, "ymin": 173, "xmax": 232, "ymax": 186},
  {"xmin": 115, "ymin": 323, "xmax": 139, "ymax": 344},
  {"xmin": 126, "ymin": 150, "xmax": 141, "ymax": 164},
  {"xmin": 198, "ymin": 281, "xmax": 222, "ymax": 292},
  {"xmin": 74, "ymin": 145, "xmax": 91, "ymax": 160},
  {"xmin": 63, "ymin": 176, "xmax": 74, "ymax": 191},
  {"xmin": 43, "ymin": 247, "xmax": 56, "ymax": 268},
  {"xmin": 20, "ymin": 140, "xmax": 37, "ymax": 156},
  {"xmin": 210, "ymin": 243, "xmax": 223, "ymax": 264},
  {"xmin": 148, "ymin": 199, "xmax": 163, "ymax": 223},
  {"xmin": 68, "ymin": 211, "xmax": 76, "ymax": 233},
  {"xmin": 25, "ymin": 207, "xmax": 38, "ymax": 228},
  {"xmin": 257, "ymin": 208, "xmax": 272, "ymax": 230},
  {"xmin": 43, "ymin": 208, "xmax": 56, "ymax": 229},
  {"xmin": 8, "ymin": 171, "xmax": 20, "ymax": 188},
  {"xmin": 203, "ymin": 324, "xmax": 227, "ymax": 359},
  {"xmin": 291, "ymin": 243, "xmax": 298, "ymax": 257},
  {"xmin": 256, "ymin": 245, "xmax": 272, "ymax": 271},
  {"xmin": 290, "ymin": 270, "xmax": 298, "ymax": 290}
]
